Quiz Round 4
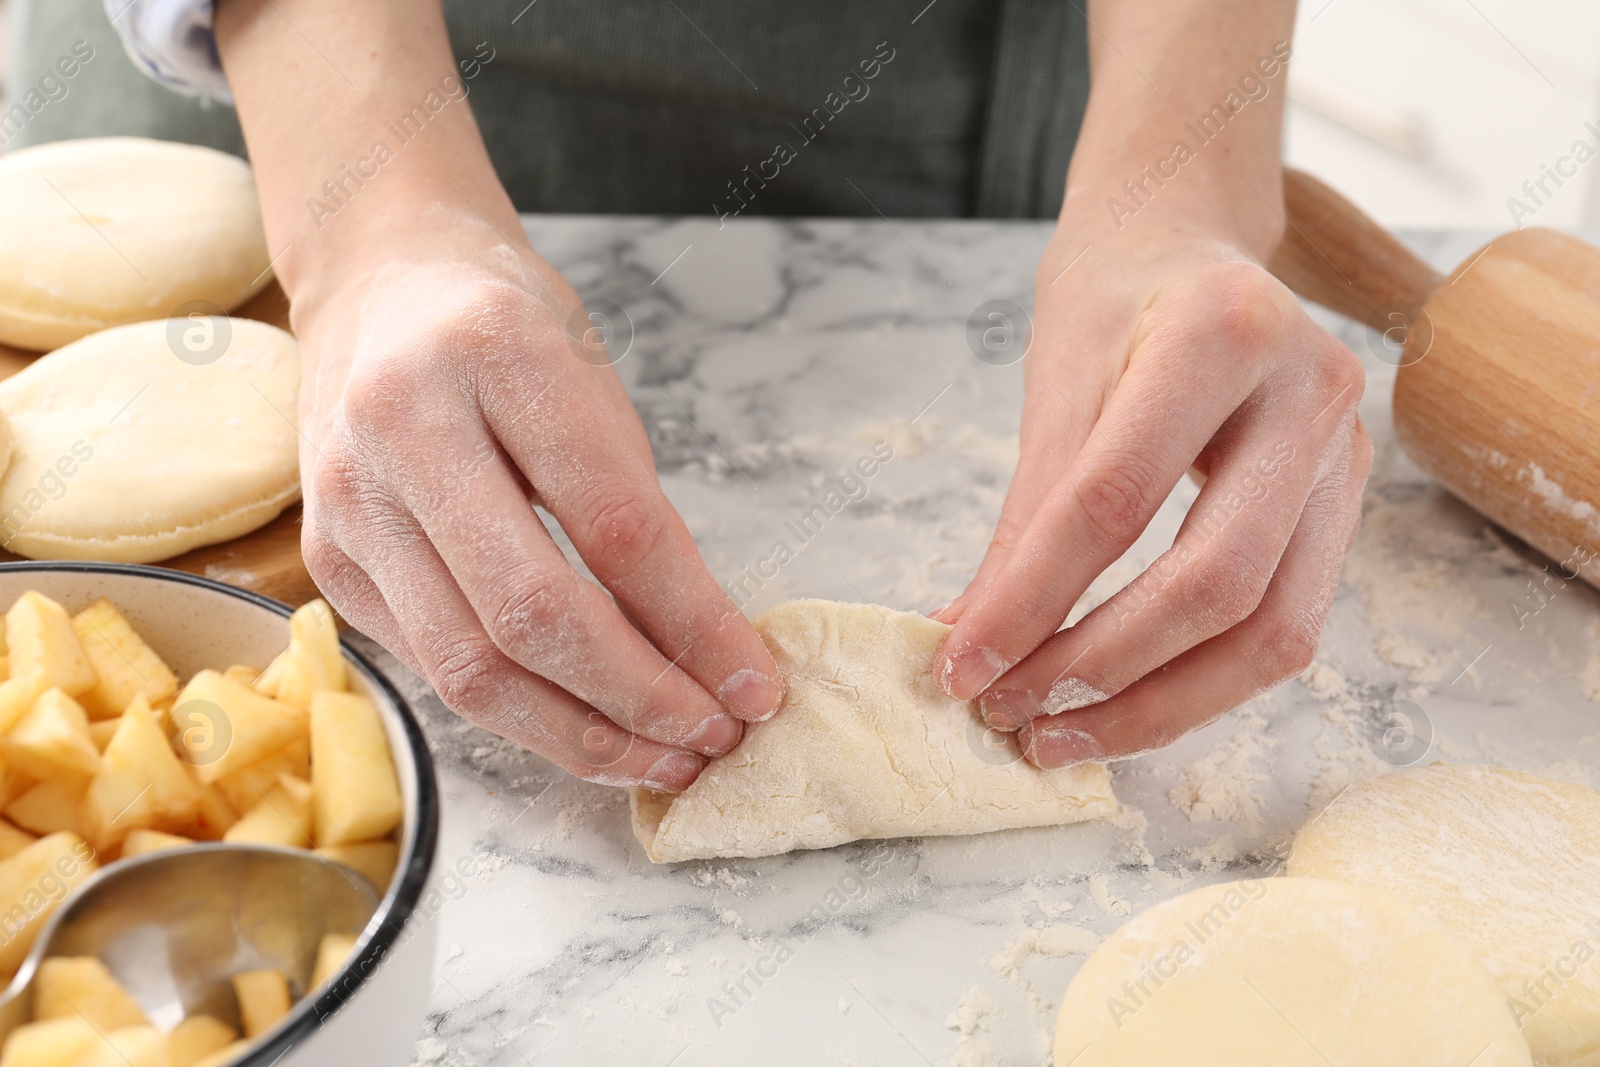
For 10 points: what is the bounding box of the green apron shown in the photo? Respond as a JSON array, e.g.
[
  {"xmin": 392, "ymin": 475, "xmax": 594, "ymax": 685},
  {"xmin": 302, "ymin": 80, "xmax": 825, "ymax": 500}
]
[{"xmin": 8, "ymin": 0, "xmax": 1087, "ymax": 217}]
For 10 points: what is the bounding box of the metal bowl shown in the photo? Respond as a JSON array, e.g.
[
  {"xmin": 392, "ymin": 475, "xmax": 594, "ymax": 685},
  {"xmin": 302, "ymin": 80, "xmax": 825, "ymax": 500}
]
[{"xmin": 0, "ymin": 562, "xmax": 440, "ymax": 1067}]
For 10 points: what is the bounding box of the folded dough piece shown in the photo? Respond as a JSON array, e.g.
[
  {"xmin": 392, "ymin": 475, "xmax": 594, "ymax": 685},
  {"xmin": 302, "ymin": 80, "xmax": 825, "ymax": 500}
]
[{"xmin": 631, "ymin": 599, "xmax": 1118, "ymax": 862}]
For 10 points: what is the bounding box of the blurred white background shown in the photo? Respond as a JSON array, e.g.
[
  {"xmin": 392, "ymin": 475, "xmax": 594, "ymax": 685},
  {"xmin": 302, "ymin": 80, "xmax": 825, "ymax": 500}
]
[{"xmin": 1, "ymin": 0, "xmax": 1597, "ymax": 229}]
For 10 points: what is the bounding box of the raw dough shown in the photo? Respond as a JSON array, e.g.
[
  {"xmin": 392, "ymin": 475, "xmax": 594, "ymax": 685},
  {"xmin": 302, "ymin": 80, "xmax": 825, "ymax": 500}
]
[
  {"xmin": 0, "ymin": 317, "xmax": 300, "ymax": 563},
  {"xmin": 630, "ymin": 600, "xmax": 1117, "ymax": 862},
  {"xmin": 1054, "ymin": 877, "xmax": 1531, "ymax": 1066},
  {"xmin": 0, "ymin": 137, "xmax": 271, "ymax": 351},
  {"xmin": 1288, "ymin": 764, "xmax": 1600, "ymax": 1067}
]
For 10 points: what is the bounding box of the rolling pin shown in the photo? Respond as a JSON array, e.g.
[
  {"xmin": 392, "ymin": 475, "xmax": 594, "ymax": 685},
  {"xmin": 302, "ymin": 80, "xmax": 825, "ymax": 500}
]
[{"xmin": 1268, "ymin": 168, "xmax": 1600, "ymax": 587}]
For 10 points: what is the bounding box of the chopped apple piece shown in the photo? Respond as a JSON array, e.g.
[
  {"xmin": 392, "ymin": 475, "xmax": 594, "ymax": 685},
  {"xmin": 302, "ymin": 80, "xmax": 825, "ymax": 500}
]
[
  {"xmin": 231, "ymin": 968, "xmax": 292, "ymax": 1037},
  {"xmin": 272, "ymin": 600, "xmax": 347, "ymax": 712},
  {"xmin": 222, "ymin": 665, "xmax": 259, "ymax": 687},
  {"xmin": 170, "ymin": 672, "xmax": 307, "ymax": 784},
  {"xmin": 311, "ymin": 692, "xmax": 401, "ymax": 847},
  {"xmin": 212, "ymin": 739, "xmax": 309, "ymax": 816},
  {"xmin": 4, "ymin": 778, "xmax": 85, "ymax": 838},
  {"xmin": 5, "ymin": 593, "xmax": 95, "ymax": 700},
  {"xmin": 0, "ymin": 1016, "xmax": 99, "ymax": 1067},
  {"xmin": 171, "ymin": 783, "xmax": 238, "ymax": 842},
  {"xmin": 69, "ymin": 601, "xmax": 178, "ymax": 720},
  {"xmin": 315, "ymin": 840, "xmax": 398, "ymax": 893},
  {"xmin": 193, "ymin": 1040, "xmax": 250, "ymax": 1067},
  {"xmin": 310, "ymin": 932, "xmax": 358, "ymax": 988},
  {"xmin": 0, "ymin": 820, "xmax": 34, "ymax": 862},
  {"xmin": 120, "ymin": 828, "xmax": 193, "ymax": 857},
  {"xmin": 223, "ymin": 774, "xmax": 313, "ymax": 848},
  {"xmin": 80, "ymin": 695, "xmax": 204, "ymax": 849},
  {"xmin": 32, "ymin": 956, "xmax": 147, "ymax": 1029},
  {"xmin": 77, "ymin": 1027, "xmax": 166, "ymax": 1067},
  {"xmin": 2, "ymin": 690, "xmax": 100, "ymax": 781},
  {"xmin": 0, "ymin": 832, "xmax": 97, "ymax": 975},
  {"xmin": 0, "ymin": 677, "xmax": 39, "ymax": 738},
  {"xmin": 167, "ymin": 1015, "xmax": 238, "ymax": 1067}
]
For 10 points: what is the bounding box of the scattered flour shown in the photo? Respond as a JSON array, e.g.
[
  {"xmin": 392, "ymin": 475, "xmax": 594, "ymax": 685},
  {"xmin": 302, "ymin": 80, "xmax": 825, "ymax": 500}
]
[
  {"xmin": 858, "ymin": 416, "xmax": 940, "ymax": 459},
  {"xmin": 1019, "ymin": 881, "xmax": 1075, "ymax": 919},
  {"xmin": 987, "ymin": 923, "xmax": 1102, "ymax": 1011},
  {"xmin": 1167, "ymin": 701, "xmax": 1276, "ymax": 833},
  {"xmin": 945, "ymin": 985, "xmax": 1008, "ymax": 1067},
  {"xmin": 664, "ymin": 959, "xmax": 687, "ymax": 977},
  {"xmin": 837, "ymin": 997, "xmax": 851, "ymax": 1014},
  {"xmin": 1087, "ymin": 874, "xmax": 1130, "ymax": 918}
]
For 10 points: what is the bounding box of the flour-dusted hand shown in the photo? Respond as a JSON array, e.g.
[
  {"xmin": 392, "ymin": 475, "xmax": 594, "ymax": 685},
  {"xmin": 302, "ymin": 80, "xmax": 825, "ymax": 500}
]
[
  {"xmin": 216, "ymin": 0, "xmax": 781, "ymax": 791},
  {"xmin": 932, "ymin": 1, "xmax": 1372, "ymax": 767}
]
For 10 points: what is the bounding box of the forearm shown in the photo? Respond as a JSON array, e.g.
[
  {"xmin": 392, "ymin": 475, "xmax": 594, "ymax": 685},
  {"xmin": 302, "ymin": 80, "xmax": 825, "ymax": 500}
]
[
  {"xmin": 1067, "ymin": 0, "xmax": 1296, "ymax": 258},
  {"xmin": 214, "ymin": 0, "xmax": 524, "ymax": 309}
]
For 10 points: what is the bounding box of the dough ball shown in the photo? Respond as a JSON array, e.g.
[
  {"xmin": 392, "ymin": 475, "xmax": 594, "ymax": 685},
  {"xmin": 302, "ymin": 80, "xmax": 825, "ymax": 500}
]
[
  {"xmin": 1288, "ymin": 764, "xmax": 1600, "ymax": 1067},
  {"xmin": 0, "ymin": 317, "xmax": 300, "ymax": 563},
  {"xmin": 631, "ymin": 600, "xmax": 1116, "ymax": 862},
  {"xmin": 1055, "ymin": 877, "xmax": 1530, "ymax": 1066},
  {"xmin": 0, "ymin": 137, "xmax": 271, "ymax": 351}
]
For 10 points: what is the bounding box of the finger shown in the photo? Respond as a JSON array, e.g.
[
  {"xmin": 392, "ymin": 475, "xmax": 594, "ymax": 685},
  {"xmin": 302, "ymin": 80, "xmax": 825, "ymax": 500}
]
[
  {"xmin": 475, "ymin": 330, "xmax": 785, "ymax": 721},
  {"xmin": 1018, "ymin": 432, "xmax": 1371, "ymax": 767},
  {"xmin": 979, "ymin": 350, "xmax": 1365, "ymax": 727},
  {"xmin": 936, "ymin": 270, "xmax": 1298, "ymax": 699},
  {"xmin": 301, "ymin": 529, "xmax": 422, "ymax": 677},
  {"xmin": 931, "ymin": 360, "xmax": 1104, "ymax": 625},
  {"xmin": 333, "ymin": 505, "xmax": 708, "ymax": 791},
  {"xmin": 321, "ymin": 388, "xmax": 745, "ymax": 757}
]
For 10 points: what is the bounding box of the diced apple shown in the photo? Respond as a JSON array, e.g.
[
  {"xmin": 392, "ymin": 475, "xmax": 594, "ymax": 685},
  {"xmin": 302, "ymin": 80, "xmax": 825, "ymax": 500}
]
[
  {"xmin": 192, "ymin": 1040, "xmax": 250, "ymax": 1067},
  {"xmin": 171, "ymin": 782, "xmax": 238, "ymax": 842},
  {"xmin": 212, "ymin": 739, "xmax": 309, "ymax": 816},
  {"xmin": 222, "ymin": 665, "xmax": 259, "ymax": 687},
  {"xmin": 231, "ymin": 969, "xmax": 292, "ymax": 1038},
  {"xmin": 69, "ymin": 601, "xmax": 179, "ymax": 720},
  {"xmin": 166, "ymin": 1015, "xmax": 238, "ymax": 1067},
  {"xmin": 77, "ymin": 1027, "xmax": 166, "ymax": 1067},
  {"xmin": 315, "ymin": 840, "xmax": 398, "ymax": 893},
  {"xmin": 170, "ymin": 672, "xmax": 307, "ymax": 784},
  {"xmin": 311, "ymin": 692, "xmax": 401, "ymax": 847},
  {"xmin": 79, "ymin": 696, "xmax": 203, "ymax": 849},
  {"xmin": 1, "ymin": 690, "xmax": 100, "ymax": 781},
  {"xmin": 272, "ymin": 600, "xmax": 347, "ymax": 712},
  {"xmin": 4, "ymin": 778, "xmax": 86, "ymax": 838},
  {"xmin": 32, "ymin": 956, "xmax": 147, "ymax": 1029},
  {"xmin": 120, "ymin": 828, "xmax": 193, "ymax": 857},
  {"xmin": 5, "ymin": 593, "xmax": 95, "ymax": 700},
  {"xmin": 0, "ymin": 820, "xmax": 34, "ymax": 861},
  {"xmin": 0, "ymin": 1016, "xmax": 99, "ymax": 1067},
  {"xmin": 0, "ymin": 677, "xmax": 42, "ymax": 739},
  {"xmin": 223, "ymin": 774, "xmax": 313, "ymax": 848},
  {"xmin": 310, "ymin": 932, "xmax": 358, "ymax": 988},
  {"xmin": 0, "ymin": 832, "xmax": 97, "ymax": 975}
]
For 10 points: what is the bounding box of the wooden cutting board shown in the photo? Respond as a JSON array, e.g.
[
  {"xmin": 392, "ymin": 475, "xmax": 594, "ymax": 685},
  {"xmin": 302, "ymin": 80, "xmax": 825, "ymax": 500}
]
[{"xmin": 0, "ymin": 285, "xmax": 320, "ymax": 606}]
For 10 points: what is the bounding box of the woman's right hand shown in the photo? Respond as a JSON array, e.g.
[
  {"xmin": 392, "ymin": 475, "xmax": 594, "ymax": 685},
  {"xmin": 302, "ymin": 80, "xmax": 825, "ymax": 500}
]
[{"xmin": 288, "ymin": 216, "xmax": 784, "ymax": 792}]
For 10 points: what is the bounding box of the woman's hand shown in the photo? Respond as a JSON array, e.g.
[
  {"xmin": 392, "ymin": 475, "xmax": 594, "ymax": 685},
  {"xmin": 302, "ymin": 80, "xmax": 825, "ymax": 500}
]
[
  {"xmin": 933, "ymin": 205, "xmax": 1371, "ymax": 768},
  {"xmin": 289, "ymin": 216, "xmax": 783, "ymax": 792}
]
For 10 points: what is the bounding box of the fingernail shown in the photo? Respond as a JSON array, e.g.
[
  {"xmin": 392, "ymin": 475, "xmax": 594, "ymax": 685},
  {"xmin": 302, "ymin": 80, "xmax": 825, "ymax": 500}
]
[
  {"xmin": 1022, "ymin": 721, "xmax": 1107, "ymax": 768},
  {"xmin": 1043, "ymin": 677, "xmax": 1110, "ymax": 714},
  {"xmin": 642, "ymin": 751, "xmax": 705, "ymax": 792},
  {"xmin": 686, "ymin": 713, "xmax": 743, "ymax": 756},
  {"xmin": 939, "ymin": 647, "xmax": 1009, "ymax": 701},
  {"xmin": 717, "ymin": 668, "xmax": 785, "ymax": 721},
  {"xmin": 981, "ymin": 689, "xmax": 1039, "ymax": 730},
  {"xmin": 927, "ymin": 601, "xmax": 955, "ymax": 623}
]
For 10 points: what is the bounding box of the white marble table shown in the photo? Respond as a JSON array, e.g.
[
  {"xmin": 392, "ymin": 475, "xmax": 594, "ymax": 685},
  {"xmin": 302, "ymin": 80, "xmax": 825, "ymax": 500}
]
[{"xmin": 365, "ymin": 218, "xmax": 1600, "ymax": 1067}]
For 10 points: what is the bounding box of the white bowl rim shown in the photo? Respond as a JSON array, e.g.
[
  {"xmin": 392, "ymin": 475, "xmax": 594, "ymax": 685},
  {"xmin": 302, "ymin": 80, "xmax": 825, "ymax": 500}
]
[{"xmin": 0, "ymin": 560, "xmax": 442, "ymax": 1064}]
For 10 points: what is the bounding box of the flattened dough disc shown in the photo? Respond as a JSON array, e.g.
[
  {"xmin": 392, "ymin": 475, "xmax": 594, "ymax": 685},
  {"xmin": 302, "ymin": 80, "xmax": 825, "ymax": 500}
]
[
  {"xmin": 1288, "ymin": 764, "xmax": 1600, "ymax": 1067},
  {"xmin": 1054, "ymin": 877, "xmax": 1531, "ymax": 1066},
  {"xmin": 631, "ymin": 599, "xmax": 1118, "ymax": 862},
  {"xmin": 0, "ymin": 137, "xmax": 271, "ymax": 350},
  {"xmin": 0, "ymin": 317, "xmax": 300, "ymax": 563}
]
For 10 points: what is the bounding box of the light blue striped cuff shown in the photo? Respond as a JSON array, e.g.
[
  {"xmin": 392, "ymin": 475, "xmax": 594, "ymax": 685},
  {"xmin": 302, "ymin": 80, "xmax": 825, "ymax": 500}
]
[{"xmin": 103, "ymin": 0, "xmax": 232, "ymax": 101}]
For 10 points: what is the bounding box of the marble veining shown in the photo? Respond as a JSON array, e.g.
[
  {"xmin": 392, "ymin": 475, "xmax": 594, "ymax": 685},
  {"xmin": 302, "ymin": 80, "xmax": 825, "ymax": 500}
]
[{"xmin": 358, "ymin": 218, "xmax": 1600, "ymax": 1066}]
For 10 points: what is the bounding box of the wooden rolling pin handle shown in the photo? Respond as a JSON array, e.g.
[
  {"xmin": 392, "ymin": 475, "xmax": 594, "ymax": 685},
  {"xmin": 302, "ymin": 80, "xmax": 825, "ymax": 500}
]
[{"xmin": 1266, "ymin": 168, "xmax": 1443, "ymax": 324}]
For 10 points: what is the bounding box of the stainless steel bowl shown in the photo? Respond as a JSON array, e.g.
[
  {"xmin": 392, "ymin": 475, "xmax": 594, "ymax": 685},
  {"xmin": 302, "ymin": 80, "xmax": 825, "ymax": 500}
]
[{"xmin": 0, "ymin": 562, "xmax": 441, "ymax": 1067}]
